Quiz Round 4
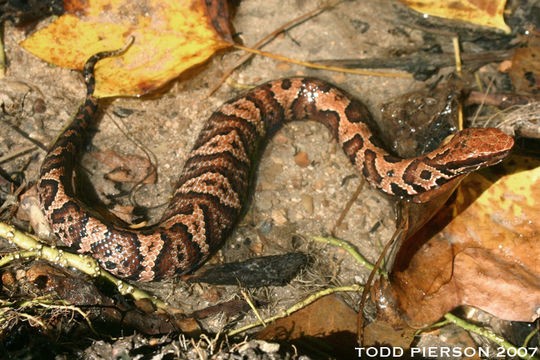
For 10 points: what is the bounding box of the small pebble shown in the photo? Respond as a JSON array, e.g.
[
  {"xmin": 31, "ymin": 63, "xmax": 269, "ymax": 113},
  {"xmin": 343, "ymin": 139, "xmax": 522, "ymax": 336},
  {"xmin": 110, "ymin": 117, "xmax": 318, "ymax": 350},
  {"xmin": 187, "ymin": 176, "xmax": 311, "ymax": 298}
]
[
  {"xmin": 1, "ymin": 271, "xmax": 15, "ymax": 286},
  {"xmin": 257, "ymin": 341, "xmax": 280, "ymax": 353},
  {"xmin": 262, "ymin": 162, "xmax": 282, "ymax": 182},
  {"xmin": 313, "ymin": 178, "xmax": 326, "ymax": 191},
  {"xmin": 276, "ymin": 62, "xmax": 291, "ymax": 71},
  {"xmin": 274, "ymin": 133, "xmax": 289, "ymax": 143},
  {"xmin": 271, "ymin": 209, "xmax": 288, "ymax": 226},
  {"xmin": 256, "ymin": 192, "xmax": 273, "ymax": 211},
  {"xmin": 15, "ymin": 269, "xmax": 26, "ymax": 280},
  {"xmin": 301, "ymin": 194, "xmax": 314, "ymax": 215},
  {"xmin": 250, "ymin": 240, "xmax": 264, "ymax": 255},
  {"xmin": 294, "ymin": 151, "xmax": 310, "ymax": 167},
  {"xmin": 259, "ymin": 220, "xmax": 272, "ymax": 234},
  {"xmin": 291, "ymin": 174, "xmax": 303, "ymax": 189},
  {"xmin": 33, "ymin": 98, "xmax": 47, "ymax": 113}
]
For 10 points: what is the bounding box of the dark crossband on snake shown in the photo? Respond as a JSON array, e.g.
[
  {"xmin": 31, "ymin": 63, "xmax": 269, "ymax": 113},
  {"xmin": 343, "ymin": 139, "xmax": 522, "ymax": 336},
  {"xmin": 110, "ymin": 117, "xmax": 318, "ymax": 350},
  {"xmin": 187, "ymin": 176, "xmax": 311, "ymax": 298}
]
[{"xmin": 37, "ymin": 47, "xmax": 514, "ymax": 282}]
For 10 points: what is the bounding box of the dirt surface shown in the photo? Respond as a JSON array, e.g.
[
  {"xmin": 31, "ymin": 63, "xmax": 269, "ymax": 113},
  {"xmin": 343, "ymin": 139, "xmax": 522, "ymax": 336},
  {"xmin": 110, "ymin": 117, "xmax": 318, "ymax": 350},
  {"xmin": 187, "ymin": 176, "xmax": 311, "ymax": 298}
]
[{"xmin": 0, "ymin": 0, "xmax": 527, "ymax": 358}]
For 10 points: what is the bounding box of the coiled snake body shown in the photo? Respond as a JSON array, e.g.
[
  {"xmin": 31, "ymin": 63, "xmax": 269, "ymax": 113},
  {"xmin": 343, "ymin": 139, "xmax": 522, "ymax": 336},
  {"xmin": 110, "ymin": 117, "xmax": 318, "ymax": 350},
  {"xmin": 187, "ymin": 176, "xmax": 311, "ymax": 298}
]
[{"xmin": 38, "ymin": 51, "xmax": 514, "ymax": 281}]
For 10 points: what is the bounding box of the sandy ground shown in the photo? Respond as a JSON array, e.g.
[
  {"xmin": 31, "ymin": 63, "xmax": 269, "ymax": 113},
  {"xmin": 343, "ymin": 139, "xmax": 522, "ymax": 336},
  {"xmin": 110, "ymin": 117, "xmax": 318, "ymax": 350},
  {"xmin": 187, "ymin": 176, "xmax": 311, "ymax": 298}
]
[{"xmin": 0, "ymin": 0, "xmax": 522, "ymax": 357}]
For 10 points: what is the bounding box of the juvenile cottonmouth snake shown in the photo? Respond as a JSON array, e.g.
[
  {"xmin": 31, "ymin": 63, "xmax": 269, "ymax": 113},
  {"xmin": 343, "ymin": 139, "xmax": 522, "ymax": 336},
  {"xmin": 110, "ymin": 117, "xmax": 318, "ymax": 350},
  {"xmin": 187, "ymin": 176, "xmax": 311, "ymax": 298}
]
[{"xmin": 37, "ymin": 48, "xmax": 514, "ymax": 281}]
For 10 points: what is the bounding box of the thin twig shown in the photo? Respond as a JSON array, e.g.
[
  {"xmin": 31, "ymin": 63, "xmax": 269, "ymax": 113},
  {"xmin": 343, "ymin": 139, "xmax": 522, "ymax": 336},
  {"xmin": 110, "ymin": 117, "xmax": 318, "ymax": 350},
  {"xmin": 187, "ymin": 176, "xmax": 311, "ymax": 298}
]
[
  {"xmin": 0, "ymin": 222, "xmax": 168, "ymax": 309},
  {"xmin": 452, "ymin": 37, "xmax": 462, "ymax": 78},
  {"xmin": 227, "ymin": 284, "xmax": 362, "ymax": 336},
  {"xmin": 0, "ymin": 24, "xmax": 5, "ymax": 78},
  {"xmin": 240, "ymin": 290, "xmax": 266, "ymax": 327},
  {"xmin": 331, "ymin": 179, "xmax": 364, "ymax": 235},
  {"xmin": 471, "ymin": 76, "xmax": 495, "ymax": 127},
  {"xmin": 1, "ymin": 120, "xmax": 48, "ymax": 151},
  {"xmin": 37, "ymin": 302, "xmax": 99, "ymax": 336},
  {"xmin": 209, "ymin": 0, "xmax": 341, "ymax": 95},
  {"xmin": 0, "ymin": 145, "xmax": 36, "ymax": 164},
  {"xmin": 452, "ymin": 37, "xmax": 464, "ymax": 130},
  {"xmin": 107, "ymin": 114, "xmax": 159, "ymax": 210},
  {"xmin": 523, "ymin": 325, "xmax": 539, "ymax": 348},
  {"xmin": 233, "ymin": 44, "xmax": 413, "ymax": 79},
  {"xmin": 311, "ymin": 235, "xmax": 383, "ymax": 276},
  {"xmin": 358, "ymin": 200, "xmax": 410, "ymax": 345},
  {"xmin": 444, "ymin": 313, "xmax": 540, "ymax": 360}
]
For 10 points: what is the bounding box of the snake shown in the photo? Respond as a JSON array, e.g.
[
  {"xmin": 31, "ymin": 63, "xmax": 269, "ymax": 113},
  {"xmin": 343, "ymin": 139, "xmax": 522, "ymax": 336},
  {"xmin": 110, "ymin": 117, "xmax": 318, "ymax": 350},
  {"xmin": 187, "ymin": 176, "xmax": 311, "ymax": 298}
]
[{"xmin": 37, "ymin": 48, "xmax": 514, "ymax": 282}]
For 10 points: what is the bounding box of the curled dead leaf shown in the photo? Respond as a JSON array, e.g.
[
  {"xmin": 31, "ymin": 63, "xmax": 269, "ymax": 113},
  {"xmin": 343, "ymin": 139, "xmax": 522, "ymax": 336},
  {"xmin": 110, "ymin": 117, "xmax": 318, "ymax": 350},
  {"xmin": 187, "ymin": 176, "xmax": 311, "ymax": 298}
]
[
  {"xmin": 256, "ymin": 294, "xmax": 358, "ymax": 358},
  {"xmin": 399, "ymin": 0, "xmax": 511, "ymax": 33},
  {"xmin": 378, "ymin": 157, "xmax": 540, "ymax": 328},
  {"xmin": 92, "ymin": 149, "xmax": 156, "ymax": 184},
  {"xmin": 21, "ymin": 0, "xmax": 232, "ymax": 97},
  {"xmin": 509, "ymin": 31, "xmax": 540, "ymax": 95}
]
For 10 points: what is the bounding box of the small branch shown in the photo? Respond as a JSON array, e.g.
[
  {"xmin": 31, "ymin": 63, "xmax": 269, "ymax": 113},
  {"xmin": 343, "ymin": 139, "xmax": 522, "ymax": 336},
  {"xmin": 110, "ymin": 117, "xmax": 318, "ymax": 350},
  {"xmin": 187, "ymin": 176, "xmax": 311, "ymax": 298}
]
[
  {"xmin": 36, "ymin": 301, "xmax": 99, "ymax": 336},
  {"xmin": 227, "ymin": 284, "xmax": 362, "ymax": 336},
  {"xmin": 233, "ymin": 44, "xmax": 413, "ymax": 79},
  {"xmin": 523, "ymin": 325, "xmax": 539, "ymax": 348},
  {"xmin": 0, "ymin": 222, "xmax": 168, "ymax": 309},
  {"xmin": 1, "ymin": 120, "xmax": 48, "ymax": 151},
  {"xmin": 312, "ymin": 235, "xmax": 382, "ymax": 275},
  {"xmin": 332, "ymin": 180, "xmax": 364, "ymax": 235},
  {"xmin": 0, "ymin": 145, "xmax": 37, "ymax": 164},
  {"xmin": 312, "ymin": 49, "xmax": 513, "ymax": 76},
  {"xmin": 444, "ymin": 313, "xmax": 540, "ymax": 360},
  {"xmin": 0, "ymin": 23, "xmax": 5, "ymax": 78},
  {"xmin": 466, "ymin": 91, "xmax": 534, "ymax": 108},
  {"xmin": 452, "ymin": 37, "xmax": 462, "ymax": 78},
  {"xmin": 241, "ymin": 290, "xmax": 266, "ymax": 327}
]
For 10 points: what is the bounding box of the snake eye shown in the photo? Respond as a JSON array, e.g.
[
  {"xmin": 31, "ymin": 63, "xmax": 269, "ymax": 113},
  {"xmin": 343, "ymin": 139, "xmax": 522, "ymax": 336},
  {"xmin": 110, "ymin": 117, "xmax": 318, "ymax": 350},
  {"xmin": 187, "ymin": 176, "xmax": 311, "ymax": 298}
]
[
  {"xmin": 104, "ymin": 261, "xmax": 117, "ymax": 270},
  {"xmin": 420, "ymin": 170, "xmax": 431, "ymax": 180}
]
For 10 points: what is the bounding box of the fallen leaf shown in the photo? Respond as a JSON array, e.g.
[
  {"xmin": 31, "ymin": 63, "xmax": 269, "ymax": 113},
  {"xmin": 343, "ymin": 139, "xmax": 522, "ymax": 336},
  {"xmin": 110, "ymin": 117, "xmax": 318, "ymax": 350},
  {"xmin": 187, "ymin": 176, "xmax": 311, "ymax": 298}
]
[
  {"xmin": 377, "ymin": 157, "xmax": 540, "ymax": 328},
  {"xmin": 399, "ymin": 0, "xmax": 511, "ymax": 33},
  {"xmin": 26, "ymin": 262, "xmax": 106, "ymax": 305},
  {"xmin": 256, "ymin": 294, "xmax": 357, "ymax": 358},
  {"xmin": 294, "ymin": 151, "xmax": 310, "ymax": 167},
  {"xmin": 364, "ymin": 320, "xmax": 416, "ymax": 348},
  {"xmin": 18, "ymin": 262, "xmax": 195, "ymax": 335},
  {"xmin": 21, "ymin": 0, "xmax": 232, "ymax": 97},
  {"xmin": 416, "ymin": 325, "xmax": 482, "ymax": 360},
  {"xmin": 378, "ymin": 80, "xmax": 462, "ymax": 158},
  {"xmin": 187, "ymin": 253, "xmax": 308, "ymax": 287},
  {"xmin": 509, "ymin": 31, "xmax": 540, "ymax": 95},
  {"xmin": 19, "ymin": 186, "xmax": 53, "ymax": 241},
  {"xmin": 190, "ymin": 299, "xmax": 251, "ymax": 319},
  {"xmin": 109, "ymin": 204, "xmax": 136, "ymax": 224},
  {"xmin": 91, "ymin": 149, "xmax": 156, "ymax": 184}
]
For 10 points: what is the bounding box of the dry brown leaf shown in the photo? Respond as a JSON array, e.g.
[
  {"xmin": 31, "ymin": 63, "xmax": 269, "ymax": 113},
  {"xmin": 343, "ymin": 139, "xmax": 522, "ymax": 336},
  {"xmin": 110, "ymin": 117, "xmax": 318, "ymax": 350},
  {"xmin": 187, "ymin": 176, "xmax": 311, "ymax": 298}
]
[
  {"xmin": 379, "ymin": 157, "xmax": 540, "ymax": 328},
  {"xmin": 256, "ymin": 294, "xmax": 357, "ymax": 357},
  {"xmin": 91, "ymin": 150, "xmax": 156, "ymax": 184},
  {"xmin": 509, "ymin": 31, "xmax": 540, "ymax": 95},
  {"xmin": 20, "ymin": 0, "xmax": 232, "ymax": 97},
  {"xmin": 364, "ymin": 320, "xmax": 416, "ymax": 348},
  {"xmin": 399, "ymin": 0, "xmax": 511, "ymax": 33}
]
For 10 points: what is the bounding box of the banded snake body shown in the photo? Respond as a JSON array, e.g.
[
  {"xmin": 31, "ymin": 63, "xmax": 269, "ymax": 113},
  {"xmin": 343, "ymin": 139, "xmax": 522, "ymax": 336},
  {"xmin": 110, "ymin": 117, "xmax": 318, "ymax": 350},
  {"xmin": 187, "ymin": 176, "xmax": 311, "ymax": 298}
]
[{"xmin": 37, "ymin": 49, "xmax": 514, "ymax": 281}]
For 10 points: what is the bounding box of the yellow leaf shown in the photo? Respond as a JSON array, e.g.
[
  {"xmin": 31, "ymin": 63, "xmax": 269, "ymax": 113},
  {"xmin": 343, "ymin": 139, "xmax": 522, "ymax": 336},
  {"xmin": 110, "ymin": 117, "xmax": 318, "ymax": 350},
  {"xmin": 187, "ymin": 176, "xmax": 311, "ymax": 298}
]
[
  {"xmin": 389, "ymin": 157, "xmax": 540, "ymax": 327},
  {"xmin": 399, "ymin": 0, "xmax": 511, "ymax": 34},
  {"xmin": 20, "ymin": 0, "xmax": 231, "ymax": 97}
]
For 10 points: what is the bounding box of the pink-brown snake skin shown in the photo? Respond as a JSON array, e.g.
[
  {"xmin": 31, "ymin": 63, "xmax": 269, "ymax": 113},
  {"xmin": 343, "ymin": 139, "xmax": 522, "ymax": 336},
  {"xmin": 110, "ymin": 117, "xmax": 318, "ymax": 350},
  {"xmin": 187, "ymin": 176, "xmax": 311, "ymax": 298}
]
[{"xmin": 37, "ymin": 51, "xmax": 514, "ymax": 281}]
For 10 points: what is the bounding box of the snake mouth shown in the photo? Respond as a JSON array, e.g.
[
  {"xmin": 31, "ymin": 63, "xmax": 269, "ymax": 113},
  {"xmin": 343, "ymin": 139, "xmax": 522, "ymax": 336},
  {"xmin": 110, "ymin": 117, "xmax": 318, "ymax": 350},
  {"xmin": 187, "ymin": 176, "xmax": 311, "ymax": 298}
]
[
  {"xmin": 482, "ymin": 134, "xmax": 515, "ymax": 166},
  {"xmin": 445, "ymin": 147, "xmax": 513, "ymax": 174},
  {"xmin": 486, "ymin": 147, "xmax": 513, "ymax": 165}
]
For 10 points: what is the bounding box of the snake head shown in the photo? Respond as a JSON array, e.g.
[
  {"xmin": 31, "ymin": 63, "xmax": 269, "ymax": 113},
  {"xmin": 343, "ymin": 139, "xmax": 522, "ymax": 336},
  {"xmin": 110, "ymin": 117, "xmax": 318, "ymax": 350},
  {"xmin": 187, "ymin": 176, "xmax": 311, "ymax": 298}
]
[{"xmin": 435, "ymin": 127, "xmax": 514, "ymax": 175}]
